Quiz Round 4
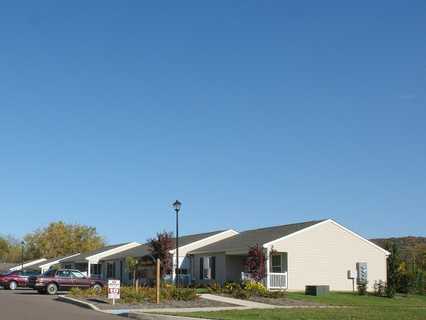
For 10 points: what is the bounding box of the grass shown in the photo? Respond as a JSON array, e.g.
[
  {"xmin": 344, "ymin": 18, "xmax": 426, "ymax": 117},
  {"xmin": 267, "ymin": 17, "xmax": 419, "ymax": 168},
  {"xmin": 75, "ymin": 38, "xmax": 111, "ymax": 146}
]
[{"xmin": 174, "ymin": 292, "xmax": 426, "ymax": 320}]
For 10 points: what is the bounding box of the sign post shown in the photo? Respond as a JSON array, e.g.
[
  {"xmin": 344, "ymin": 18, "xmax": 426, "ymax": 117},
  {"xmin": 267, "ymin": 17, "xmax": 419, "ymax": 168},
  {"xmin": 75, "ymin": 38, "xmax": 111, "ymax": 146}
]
[
  {"xmin": 108, "ymin": 279, "xmax": 120, "ymax": 305},
  {"xmin": 156, "ymin": 258, "xmax": 160, "ymax": 304}
]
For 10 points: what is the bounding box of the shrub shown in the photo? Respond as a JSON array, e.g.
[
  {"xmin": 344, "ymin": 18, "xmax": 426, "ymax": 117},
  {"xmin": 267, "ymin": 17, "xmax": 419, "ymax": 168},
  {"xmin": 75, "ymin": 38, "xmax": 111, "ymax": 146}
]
[
  {"xmin": 232, "ymin": 287, "xmax": 252, "ymax": 299},
  {"xmin": 357, "ymin": 283, "xmax": 368, "ymax": 295},
  {"xmin": 373, "ymin": 280, "xmax": 387, "ymax": 297},
  {"xmin": 242, "ymin": 280, "xmax": 268, "ymax": 296},
  {"xmin": 207, "ymin": 281, "xmax": 222, "ymax": 293},
  {"xmin": 223, "ymin": 281, "xmax": 241, "ymax": 294},
  {"xmin": 170, "ymin": 287, "xmax": 197, "ymax": 301},
  {"xmin": 69, "ymin": 285, "xmax": 197, "ymax": 304},
  {"xmin": 69, "ymin": 287, "xmax": 107, "ymax": 298}
]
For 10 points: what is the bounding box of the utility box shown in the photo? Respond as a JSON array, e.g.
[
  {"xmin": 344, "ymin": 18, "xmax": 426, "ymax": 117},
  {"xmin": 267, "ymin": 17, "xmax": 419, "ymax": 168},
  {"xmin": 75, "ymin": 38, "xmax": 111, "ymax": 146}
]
[{"xmin": 305, "ymin": 285, "xmax": 330, "ymax": 296}]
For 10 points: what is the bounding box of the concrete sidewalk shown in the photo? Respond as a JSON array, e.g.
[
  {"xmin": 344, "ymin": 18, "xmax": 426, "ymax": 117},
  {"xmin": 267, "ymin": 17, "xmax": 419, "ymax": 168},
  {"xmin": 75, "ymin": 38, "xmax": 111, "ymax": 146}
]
[{"xmin": 199, "ymin": 293, "xmax": 276, "ymax": 308}]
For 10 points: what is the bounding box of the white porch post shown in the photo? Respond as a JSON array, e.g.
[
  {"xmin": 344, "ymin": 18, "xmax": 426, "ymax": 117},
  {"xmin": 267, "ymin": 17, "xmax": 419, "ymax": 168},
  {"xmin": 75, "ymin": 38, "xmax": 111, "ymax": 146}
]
[
  {"xmin": 87, "ymin": 261, "xmax": 91, "ymax": 277},
  {"xmin": 265, "ymin": 247, "xmax": 270, "ymax": 290}
]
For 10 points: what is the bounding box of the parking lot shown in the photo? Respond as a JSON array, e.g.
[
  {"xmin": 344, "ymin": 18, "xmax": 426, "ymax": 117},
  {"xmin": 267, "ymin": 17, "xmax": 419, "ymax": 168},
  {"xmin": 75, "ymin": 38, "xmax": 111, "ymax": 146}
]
[{"xmin": 0, "ymin": 289, "xmax": 121, "ymax": 320}]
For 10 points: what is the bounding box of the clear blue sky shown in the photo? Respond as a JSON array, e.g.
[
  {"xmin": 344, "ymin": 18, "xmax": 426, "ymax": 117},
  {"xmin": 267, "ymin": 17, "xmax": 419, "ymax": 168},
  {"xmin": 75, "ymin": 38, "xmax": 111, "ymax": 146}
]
[{"xmin": 1, "ymin": 1, "xmax": 425, "ymax": 244}]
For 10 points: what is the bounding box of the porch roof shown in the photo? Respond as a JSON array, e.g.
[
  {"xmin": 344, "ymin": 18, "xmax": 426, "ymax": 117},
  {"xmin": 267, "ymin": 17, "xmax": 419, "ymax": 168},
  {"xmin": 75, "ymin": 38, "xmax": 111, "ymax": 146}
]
[{"xmin": 189, "ymin": 220, "xmax": 325, "ymax": 255}]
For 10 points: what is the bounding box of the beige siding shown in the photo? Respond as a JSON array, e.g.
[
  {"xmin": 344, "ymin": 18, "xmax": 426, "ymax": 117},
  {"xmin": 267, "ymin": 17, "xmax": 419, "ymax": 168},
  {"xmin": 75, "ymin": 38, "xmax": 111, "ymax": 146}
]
[{"xmin": 269, "ymin": 220, "xmax": 387, "ymax": 291}]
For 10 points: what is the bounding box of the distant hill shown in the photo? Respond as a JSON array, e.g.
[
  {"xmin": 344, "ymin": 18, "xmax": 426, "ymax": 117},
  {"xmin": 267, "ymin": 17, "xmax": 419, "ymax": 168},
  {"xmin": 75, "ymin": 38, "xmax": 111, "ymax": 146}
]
[{"xmin": 371, "ymin": 237, "xmax": 426, "ymax": 265}]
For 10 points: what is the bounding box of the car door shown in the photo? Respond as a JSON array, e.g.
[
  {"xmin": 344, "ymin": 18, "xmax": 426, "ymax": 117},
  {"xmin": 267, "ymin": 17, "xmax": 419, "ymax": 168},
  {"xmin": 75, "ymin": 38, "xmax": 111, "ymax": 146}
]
[
  {"xmin": 16, "ymin": 271, "xmax": 28, "ymax": 287},
  {"xmin": 71, "ymin": 270, "xmax": 90, "ymax": 289},
  {"xmin": 55, "ymin": 270, "xmax": 73, "ymax": 290}
]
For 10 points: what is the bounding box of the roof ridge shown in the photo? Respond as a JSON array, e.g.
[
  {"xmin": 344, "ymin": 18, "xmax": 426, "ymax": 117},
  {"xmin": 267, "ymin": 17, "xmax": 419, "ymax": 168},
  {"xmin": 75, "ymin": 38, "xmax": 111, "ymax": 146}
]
[{"xmin": 239, "ymin": 219, "xmax": 326, "ymax": 233}]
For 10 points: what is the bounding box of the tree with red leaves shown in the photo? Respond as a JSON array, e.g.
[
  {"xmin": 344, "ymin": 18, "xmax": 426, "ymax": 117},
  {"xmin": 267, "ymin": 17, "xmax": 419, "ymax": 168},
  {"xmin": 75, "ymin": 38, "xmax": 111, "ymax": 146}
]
[
  {"xmin": 147, "ymin": 231, "xmax": 173, "ymax": 277},
  {"xmin": 245, "ymin": 244, "xmax": 266, "ymax": 282}
]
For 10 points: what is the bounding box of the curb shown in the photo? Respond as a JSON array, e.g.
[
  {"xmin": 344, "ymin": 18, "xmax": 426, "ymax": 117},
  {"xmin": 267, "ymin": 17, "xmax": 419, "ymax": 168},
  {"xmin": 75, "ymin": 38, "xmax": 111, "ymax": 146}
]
[{"xmin": 56, "ymin": 295, "xmax": 102, "ymax": 312}]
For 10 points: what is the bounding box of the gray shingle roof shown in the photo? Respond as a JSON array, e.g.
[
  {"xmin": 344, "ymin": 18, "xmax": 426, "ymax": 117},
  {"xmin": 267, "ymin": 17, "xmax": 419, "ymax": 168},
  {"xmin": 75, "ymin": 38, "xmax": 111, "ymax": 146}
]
[
  {"xmin": 60, "ymin": 243, "xmax": 131, "ymax": 263},
  {"xmin": 25, "ymin": 254, "xmax": 79, "ymax": 270},
  {"xmin": 189, "ymin": 220, "xmax": 325, "ymax": 254},
  {"xmin": 100, "ymin": 230, "xmax": 226, "ymax": 261},
  {"xmin": 170, "ymin": 230, "xmax": 226, "ymax": 248},
  {"xmin": 100, "ymin": 244, "xmax": 151, "ymax": 261}
]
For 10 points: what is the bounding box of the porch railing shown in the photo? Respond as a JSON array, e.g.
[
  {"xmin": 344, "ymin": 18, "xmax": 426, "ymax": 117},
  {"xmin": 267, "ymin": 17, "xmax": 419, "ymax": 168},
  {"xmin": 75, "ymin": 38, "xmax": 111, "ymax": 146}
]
[
  {"xmin": 268, "ymin": 272, "xmax": 287, "ymax": 289},
  {"xmin": 241, "ymin": 272, "xmax": 288, "ymax": 290}
]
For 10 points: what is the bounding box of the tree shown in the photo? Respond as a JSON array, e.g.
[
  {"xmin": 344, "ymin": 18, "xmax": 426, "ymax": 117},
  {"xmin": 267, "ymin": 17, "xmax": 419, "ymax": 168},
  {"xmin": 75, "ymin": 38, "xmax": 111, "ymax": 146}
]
[
  {"xmin": 147, "ymin": 231, "xmax": 173, "ymax": 278},
  {"xmin": 24, "ymin": 221, "xmax": 105, "ymax": 259},
  {"xmin": 125, "ymin": 256, "xmax": 140, "ymax": 287},
  {"xmin": 0, "ymin": 236, "xmax": 23, "ymax": 263},
  {"xmin": 385, "ymin": 241, "xmax": 400, "ymax": 298},
  {"xmin": 245, "ymin": 244, "xmax": 266, "ymax": 282}
]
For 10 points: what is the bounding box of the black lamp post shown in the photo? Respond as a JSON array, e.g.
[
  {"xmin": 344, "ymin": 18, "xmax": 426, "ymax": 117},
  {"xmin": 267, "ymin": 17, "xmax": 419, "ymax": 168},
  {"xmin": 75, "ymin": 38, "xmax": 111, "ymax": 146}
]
[
  {"xmin": 21, "ymin": 241, "xmax": 25, "ymax": 272},
  {"xmin": 172, "ymin": 200, "xmax": 182, "ymax": 288}
]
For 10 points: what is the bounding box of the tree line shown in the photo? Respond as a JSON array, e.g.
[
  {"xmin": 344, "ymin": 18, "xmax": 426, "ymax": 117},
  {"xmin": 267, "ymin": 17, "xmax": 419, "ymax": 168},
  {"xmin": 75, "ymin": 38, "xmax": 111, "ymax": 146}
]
[{"xmin": 0, "ymin": 221, "xmax": 105, "ymax": 263}]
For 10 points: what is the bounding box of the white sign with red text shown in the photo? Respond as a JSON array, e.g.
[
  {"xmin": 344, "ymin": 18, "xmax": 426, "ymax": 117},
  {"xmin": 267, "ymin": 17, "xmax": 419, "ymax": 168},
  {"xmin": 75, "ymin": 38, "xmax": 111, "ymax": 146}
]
[{"xmin": 108, "ymin": 279, "xmax": 120, "ymax": 302}]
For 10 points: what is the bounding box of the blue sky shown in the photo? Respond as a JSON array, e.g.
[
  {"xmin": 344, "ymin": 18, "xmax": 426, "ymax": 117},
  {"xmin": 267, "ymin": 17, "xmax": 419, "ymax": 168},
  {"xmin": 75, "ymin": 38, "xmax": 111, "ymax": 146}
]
[{"xmin": 0, "ymin": 1, "xmax": 425, "ymax": 244}]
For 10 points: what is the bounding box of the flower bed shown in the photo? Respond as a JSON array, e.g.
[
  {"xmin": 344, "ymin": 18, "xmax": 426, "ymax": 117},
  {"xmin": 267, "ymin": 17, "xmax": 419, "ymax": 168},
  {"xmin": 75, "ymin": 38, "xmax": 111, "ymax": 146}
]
[
  {"xmin": 69, "ymin": 285, "xmax": 197, "ymax": 304},
  {"xmin": 208, "ymin": 280, "xmax": 288, "ymax": 300}
]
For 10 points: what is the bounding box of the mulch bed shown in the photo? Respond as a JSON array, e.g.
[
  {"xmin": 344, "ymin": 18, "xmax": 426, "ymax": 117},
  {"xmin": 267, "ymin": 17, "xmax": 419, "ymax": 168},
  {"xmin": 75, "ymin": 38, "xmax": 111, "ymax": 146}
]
[{"xmin": 73, "ymin": 296, "xmax": 238, "ymax": 310}]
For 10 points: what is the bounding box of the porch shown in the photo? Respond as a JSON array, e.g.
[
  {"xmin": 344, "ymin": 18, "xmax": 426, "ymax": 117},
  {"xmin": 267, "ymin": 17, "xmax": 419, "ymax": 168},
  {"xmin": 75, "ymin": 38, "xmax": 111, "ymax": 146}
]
[
  {"xmin": 241, "ymin": 250, "xmax": 288, "ymax": 290},
  {"xmin": 191, "ymin": 250, "xmax": 288, "ymax": 290}
]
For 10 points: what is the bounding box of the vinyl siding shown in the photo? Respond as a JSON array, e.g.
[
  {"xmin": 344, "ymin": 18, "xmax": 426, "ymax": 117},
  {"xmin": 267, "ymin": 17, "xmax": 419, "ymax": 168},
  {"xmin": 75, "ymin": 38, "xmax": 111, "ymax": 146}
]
[{"xmin": 269, "ymin": 220, "xmax": 387, "ymax": 291}]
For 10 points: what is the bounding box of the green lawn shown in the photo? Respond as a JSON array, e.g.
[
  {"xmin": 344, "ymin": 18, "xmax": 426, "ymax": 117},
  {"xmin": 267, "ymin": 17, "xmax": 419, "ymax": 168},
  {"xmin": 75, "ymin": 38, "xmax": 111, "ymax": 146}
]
[{"xmin": 176, "ymin": 293, "xmax": 426, "ymax": 320}]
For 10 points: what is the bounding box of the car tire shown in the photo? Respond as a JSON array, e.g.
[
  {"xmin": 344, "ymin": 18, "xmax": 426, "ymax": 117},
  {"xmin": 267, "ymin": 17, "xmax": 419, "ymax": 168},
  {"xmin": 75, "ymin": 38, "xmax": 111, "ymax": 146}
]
[
  {"xmin": 8, "ymin": 281, "xmax": 18, "ymax": 290},
  {"xmin": 92, "ymin": 283, "xmax": 102, "ymax": 292},
  {"xmin": 47, "ymin": 283, "xmax": 58, "ymax": 295}
]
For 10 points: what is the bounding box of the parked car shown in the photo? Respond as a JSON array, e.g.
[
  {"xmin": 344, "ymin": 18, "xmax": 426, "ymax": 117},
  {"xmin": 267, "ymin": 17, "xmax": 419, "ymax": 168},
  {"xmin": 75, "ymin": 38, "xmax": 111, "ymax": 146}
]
[
  {"xmin": 28, "ymin": 269, "xmax": 106, "ymax": 295},
  {"xmin": 0, "ymin": 270, "xmax": 40, "ymax": 290}
]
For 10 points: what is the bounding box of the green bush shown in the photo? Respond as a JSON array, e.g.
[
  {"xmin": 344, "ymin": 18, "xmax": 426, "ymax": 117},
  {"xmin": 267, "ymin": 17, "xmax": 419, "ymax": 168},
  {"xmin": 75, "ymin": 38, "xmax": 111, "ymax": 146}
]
[
  {"xmin": 357, "ymin": 283, "xmax": 368, "ymax": 296},
  {"xmin": 223, "ymin": 281, "xmax": 241, "ymax": 294},
  {"xmin": 242, "ymin": 280, "xmax": 268, "ymax": 296},
  {"xmin": 207, "ymin": 281, "xmax": 222, "ymax": 293},
  {"xmin": 69, "ymin": 287, "xmax": 107, "ymax": 298},
  {"xmin": 69, "ymin": 285, "xmax": 197, "ymax": 304}
]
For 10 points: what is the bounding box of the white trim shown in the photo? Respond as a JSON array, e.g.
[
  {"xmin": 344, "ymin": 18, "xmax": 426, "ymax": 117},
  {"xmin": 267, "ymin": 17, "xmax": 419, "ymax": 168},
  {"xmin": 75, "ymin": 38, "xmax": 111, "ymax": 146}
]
[
  {"xmin": 169, "ymin": 229, "xmax": 239, "ymax": 254},
  {"xmin": 263, "ymin": 219, "xmax": 390, "ymax": 256},
  {"xmin": 38, "ymin": 253, "xmax": 81, "ymax": 271},
  {"xmin": 9, "ymin": 258, "xmax": 47, "ymax": 271},
  {"xmin": 86, "ymin": 242, "xmax": 141, "ymax": 264}
]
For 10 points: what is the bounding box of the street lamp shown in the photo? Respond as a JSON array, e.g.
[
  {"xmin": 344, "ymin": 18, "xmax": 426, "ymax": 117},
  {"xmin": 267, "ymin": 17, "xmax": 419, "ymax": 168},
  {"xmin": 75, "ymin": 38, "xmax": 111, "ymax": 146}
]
[
  {"xmin": 172, "ymin": 200, "xmax": 182, "ymax": 288},
  {"xmin": 21, "ymin": 241, "xmax": 25, "ymax": 272}
]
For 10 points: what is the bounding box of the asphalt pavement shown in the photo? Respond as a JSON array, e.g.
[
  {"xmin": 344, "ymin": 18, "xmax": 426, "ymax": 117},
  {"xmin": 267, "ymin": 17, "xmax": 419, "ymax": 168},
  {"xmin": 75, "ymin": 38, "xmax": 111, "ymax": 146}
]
[{"xmin": 0, "ymin": 289, "xmax": 121, "ymax": 320}]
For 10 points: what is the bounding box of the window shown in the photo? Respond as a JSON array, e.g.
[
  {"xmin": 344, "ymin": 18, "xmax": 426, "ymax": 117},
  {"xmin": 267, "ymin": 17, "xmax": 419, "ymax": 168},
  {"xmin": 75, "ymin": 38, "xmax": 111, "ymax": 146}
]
[
  {"xmin": 57, "ymin": 270, "xmax": 72, "ymax": 278},
  {"xmin": 107, "ymin": 262, "xmax": 116, "ymax": 279},
  {"xmin": 71, "ymin": 271, "xmax": 86, "ymax": 278},
  {"xmin": 199, "ymin": 257, "xmax": 203, "ymax": 280},
  {"xmin": 199, "ymin": 256, "xmax": 216, "ymax": 280},
  {"xmin": 43, "ymin": 270, "xmax": 56, "ymax": 277},
  {"xmin": 271, "ymin": 254, "xmax": 282, "ymax": 273},
  {"xmin": 91, "ymin": 264, "xmax": 102, "ymax": 275}
]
